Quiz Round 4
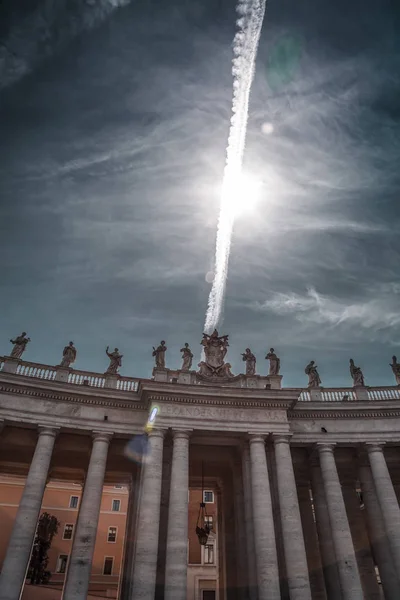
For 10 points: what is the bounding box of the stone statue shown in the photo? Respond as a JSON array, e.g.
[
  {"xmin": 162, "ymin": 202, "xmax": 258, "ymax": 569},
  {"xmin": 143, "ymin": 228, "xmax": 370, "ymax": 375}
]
[
  {"xmin": 9, "ymin": 332, "xmax": 30, "ymax": 359},
  {"xmin": 265, "ymin": 348, "xmax": 280, "ymax": 375},
  {"xmin": 197, "ymin": 329, "xmax": 234, "ymax": 379},
  {"xmin": 153, "ymin": 341, "xmax": 167, "ymax": 369},
  {"xmin": 349, "ymin": 359, "xmax": 365, "ymax": 387},
  {"xmin": 305, "ymin": 360, "xmax": 321, "ymax": 388},
  {"xmin": 60, "ymin": 341, "xmax": 77, "ymax": 368},
  {"xmin": 105, "ymin": 346, "xmax": 123, "ymax": 375},
  {"xmin": 390, "ymin": 356, "xmax": 400, "ymax": 385},
  {"xmin": 242, "ymin": 348, "xmax": 256, "ymax": 376},
  {"xmin": 180, "ymin": 343, "xmax": 193, "ymax": 371}
]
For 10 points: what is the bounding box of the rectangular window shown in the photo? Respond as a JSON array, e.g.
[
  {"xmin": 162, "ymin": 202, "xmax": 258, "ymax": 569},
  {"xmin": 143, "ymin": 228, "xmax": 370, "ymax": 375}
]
[
  {"xmin": 203, "ymin": 490, "xmax": 214, "ymax": 504},
  {"xmin": 63, "ymin": 524, "xmax": 74, "ymax": 540},
  {"xmin": 203, "ymin": 592, "xmax": 216, "ymax": 600},
  {"xmin": 112, "ymin": 499, "xmax": 121, "ymax": 512},
  {"xmin": 69, "ymin": 496, "xmax": 79, "ymax": 509},
  {"xmin": 107, "ymin": 526, "xmax": 117, "ymax": 543},
  {"xmin": 103, "ymin": 556, "xmax": 114, "ymax": 575},
  {"xmin": 204, "ymin": 544, "xmax": 214, "ymax": 565},
  {"xmin": 56, "ymin": 554, "xmax": 68, "ymax": 574},
  {"xmin": 204, "ymin": 515, "xmax": 213, "ymax": 531}
]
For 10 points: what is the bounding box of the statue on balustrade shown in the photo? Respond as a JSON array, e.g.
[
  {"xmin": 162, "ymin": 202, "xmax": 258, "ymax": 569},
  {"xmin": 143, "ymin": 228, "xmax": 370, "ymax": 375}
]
[
  {"xmin": 180, "ymin": 343, "xmax": 193, "ymax": 371},
  {"xmin": 9, "ymin": 332, "xmax": 30, "ymax": 359},
  {"xmin": 242, "ymin": 348, "xmax": 256, "ymax": 376},
  {"xmin": 305, "ymin": 360, "xmax": 321, "ymax": 387},
  {"xmin": 153, "ymin": 341, "xmax": 167, "ymax": 369},
  {"xmin": 265, "ymin": 348, "xmax": 280, "ymax": 375},
  {"xmin": 105, "ymin": 346, "xmax": 123, "ymax": 374},
  {"xmin": 390, "ymin": 356, "xmax": 400, "ymax": 385},
  {"xmin": 60, "ymin": 341, "xmax": 77, "ymax": 368},
  {"xmin": 349, "ymin": 358, "xmax": 365, "ymax": 387},
  {"xmin": 198, "ymin": 329, "xmax": 234, "ymax": 380}
]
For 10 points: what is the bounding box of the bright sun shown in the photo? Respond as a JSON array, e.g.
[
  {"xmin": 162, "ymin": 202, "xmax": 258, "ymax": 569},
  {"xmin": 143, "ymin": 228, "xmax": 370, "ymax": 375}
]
[{"xmin": 221, "ymin": 172, "xmax": 262, "ymax": 218}]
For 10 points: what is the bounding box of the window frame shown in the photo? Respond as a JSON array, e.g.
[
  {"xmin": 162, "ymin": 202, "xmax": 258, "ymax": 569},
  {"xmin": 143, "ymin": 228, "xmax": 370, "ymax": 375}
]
[
  {"xmin": 203, "ymin": 490, "xmax": 214, "ymax": 504},
  {"xmin": 203, "ymin": 542, "xmax": 215, "ymax": 565},
  {"xmin": 69, "ymin": 495, "xmax": 79, "ymax": 509},
  {"xmin": 111, "ymin": 498, "xmax": 121, "ymax": 512},
  {"xmin": 107, "ymin": 526, "xmax": 118, "ymax": 543},
  {"xmin": 204, "ymin": 515, "xmax": 214, "ymax": 531},
  {"xmin": 103, "ymin": 556, "xmax": 114, "ymax": 576},
  {"xmin": 62, "ymin": 523, "xmax": 74, "ymax": 540},
  {"xmin": 56, "ymin": 554, "xmax": 69, "ymax": 574}
]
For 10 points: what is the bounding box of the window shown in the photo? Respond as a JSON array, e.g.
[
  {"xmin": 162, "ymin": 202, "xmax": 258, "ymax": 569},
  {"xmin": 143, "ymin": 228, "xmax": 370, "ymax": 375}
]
[
  {"xmin": 203, "ymin": 592, "xmax": 216, "ymax": 600},
  {"xmin": 69, "ymin": 496, "xmax": 79, "ymax": 509},
  {"xmin": 203, "ymin": 490, "xmax": 214, "ymax": 504},
  {"xmin": 204, "ymin": 543, "xmax": 214, "ymax": 564},
  {"xmin": 63, "ymin": 524, "xmax": 74, "ymax": 540},
  {"xmin": 103, "ymin": 556, "xmax": 114, "ymax": 575},
  {"xmin": 205, "ymin": 516, "xmax": 213, "ymax": 531},
  {"xmin": 112, "ymin": 499, "xmax": 121, "ymax": 512},
  {"xmin": 114, "ymin": 485, "xmax": 123, "ymax": 489},
  {"xmin": 56, "ymin": 554, "xmax": 68, "ymax": 574},
  {"xmin": 107, "ymin": 526, "xmax": 117, "ymax": 543}
]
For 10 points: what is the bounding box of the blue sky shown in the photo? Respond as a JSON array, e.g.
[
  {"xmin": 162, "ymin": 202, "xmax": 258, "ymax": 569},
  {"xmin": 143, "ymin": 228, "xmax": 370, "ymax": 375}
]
[{"xmin": 0, "ymin": 0, "xmax": 399, "ymax": 387}]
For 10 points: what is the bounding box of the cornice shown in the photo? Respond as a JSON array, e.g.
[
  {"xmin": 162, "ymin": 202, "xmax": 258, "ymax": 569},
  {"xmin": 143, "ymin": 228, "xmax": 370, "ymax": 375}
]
[
  {"xmin": 0, "ymin": 383, "xmax": 146, "ymax": 411},
  {"xmin": 289, "ymin": 409, "xmax": 400, "ymax": 419},
  {"xmin": 147, "ymin": 393, "xmax": 293, "ymax": 409}
]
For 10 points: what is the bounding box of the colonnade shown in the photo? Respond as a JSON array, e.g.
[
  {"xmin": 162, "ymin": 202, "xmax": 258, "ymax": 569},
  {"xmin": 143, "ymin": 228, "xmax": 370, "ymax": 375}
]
[{"xmin": 1, "ymin": 425, "xmax": 400, "ymax": 600}]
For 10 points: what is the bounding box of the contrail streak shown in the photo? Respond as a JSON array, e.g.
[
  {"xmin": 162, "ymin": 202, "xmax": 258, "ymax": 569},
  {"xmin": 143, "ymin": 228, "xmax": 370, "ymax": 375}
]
[{"xmin": 204, "ymin": 0, "xmax": 267, "ymax": 332}]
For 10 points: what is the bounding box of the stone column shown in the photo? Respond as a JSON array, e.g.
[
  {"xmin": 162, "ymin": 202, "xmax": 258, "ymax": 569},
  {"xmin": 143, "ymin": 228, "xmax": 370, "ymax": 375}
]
[
  {"xmin": 310, "ymin": 458, "xmax": 341, "ymax": 600},
  {"xmin": 132, "ymin": 429, "xmax": 165, "ymax": 600},
  {"xmin": 0, "ymin": 426, "xmax": 58, "ymax": 600},
  {"xmin": 317, "ymin": 443, "xmax": 363, "ymax": 600},
  {"xmin": 297, "ymin": 485, "xmax": 327, "ymax": 600},
  {"xmin": 359, "ymin": 460, "xmax": 400, "ymax": 600},
  {"xmin": 63, "ymin": 431, "xmax": 112, "ymax": 600},
  {"xmin": 366, "ymin": 443, "xmax": 400, "ymax": 575},
  {"xmin": 341, "ymin": 479, "xmax": 381, "ymax": 600},
  {"xmin": 164, "ymin": 430, "xmax": 190, "ymax": 600},
  {"xmin": 242, "ymin": 442, "xmax": 258, "ymax": 600},
  {"xmin": 233, "ymin": 458, "xmax": 248, "ymax": 600},
  {"xmin": 273, "ymin": 435, "xmax": 312, "ymax": 600},
  {"xmin": 249, "ymin": 434, "xmax": 280, "ymax": 600}
]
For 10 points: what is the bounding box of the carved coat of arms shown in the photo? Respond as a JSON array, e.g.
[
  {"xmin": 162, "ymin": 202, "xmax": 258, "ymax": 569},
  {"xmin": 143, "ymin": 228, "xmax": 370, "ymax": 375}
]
[{"xmin": 197, "ymin": 329, "xmax": 234, "ymax": 380}]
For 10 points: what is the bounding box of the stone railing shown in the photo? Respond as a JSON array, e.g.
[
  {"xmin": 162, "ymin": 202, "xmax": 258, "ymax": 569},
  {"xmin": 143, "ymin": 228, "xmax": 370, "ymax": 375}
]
[
  {"xmin": 298, "ymin": 386, "xmax": 400, "ymax": 402},
  {"xmin": 0, "ymin": 357, "xmax": 140, "ymax": 392}
]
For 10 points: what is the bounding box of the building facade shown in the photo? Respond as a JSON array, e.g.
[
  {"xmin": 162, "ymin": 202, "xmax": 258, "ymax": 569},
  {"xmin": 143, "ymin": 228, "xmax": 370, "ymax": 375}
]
[{"xmin": 1, "ymin": 333, "xmax": 400, "ymax": 600}]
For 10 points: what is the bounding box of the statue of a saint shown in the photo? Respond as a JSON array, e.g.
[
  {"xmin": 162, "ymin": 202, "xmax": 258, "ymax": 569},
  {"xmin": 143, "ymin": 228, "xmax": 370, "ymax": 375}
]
[
  {"xmin": 265, "ymin": 348, "xmax": 280, "ymax": 375},
  {"xmin": 9, "ymin": 332, "xmax": 30, "ymax": 359},
  {"xmin": 153, "ymin": 341, "xmax": 167, "ymax": 369},
  {"xmin": 390, "ymin": 356, "xmax": 400, "ymax": 385},
  {"xmin": 349, "ymin": 359, "xmax": 365, "ymax": 387},
  {"xmin": 242, "ymin": 348, "xmax": 256, "ymax": 376},
  {"xmin": 60, "ymin": 341, "xmax": 77, "ymax": 368},
  {"xmin": 105, "ymin": 346, "xmax": 123, "ymax": 375},
  {"xmin": 305, "ymin": 360, "xmax": 321, "ymax": 388},
  {"xmin": 180, "ymin": 343, "xmax": 193, "ymax": 371}
]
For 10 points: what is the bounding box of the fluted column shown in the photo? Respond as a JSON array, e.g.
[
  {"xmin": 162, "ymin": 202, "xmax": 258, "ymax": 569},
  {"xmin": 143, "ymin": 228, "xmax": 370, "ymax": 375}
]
[
  {"xmin": 242, "ymin": 443, "xmax": 258, "ymax": 600},
  {"xmin": 164, "ymin": 430, "xmax": 190, "ymax": 600},
  {"xmin": 63, "ymin": 431, "xmax": 112, "ymax": 600},
  {"xmin": 366, "ymin": 443, "xmax": 400, "ymax": 575},
  {"xmin": 132, "ymin": 429, "xmax": 165, "ymax": 600},
  {"xmin": 359, "ymin": 460, "xmax": 400, "ymax": 600},
  {"xmin": 317, "ymin": 443, "xmax": 363, "ymax": 600},
  {"xmin": 274, "ymin": 435, "xmax": 312, "ymax": 600},
  {"xmin": 249, "ymin": 435, "xmax": 280, "ymax": 600},
  {"xmin": 0, "ymin": 426, "xmax": 58, "ymax": 600},
  {"xmin": 310, "ymin": 458, "xmax": 341, "ymax": 599}
]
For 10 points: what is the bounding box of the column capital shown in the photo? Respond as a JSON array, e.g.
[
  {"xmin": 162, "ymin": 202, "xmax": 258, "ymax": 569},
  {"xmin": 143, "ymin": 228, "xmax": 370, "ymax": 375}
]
[
  {"xmin": 272, "ymin": 433, "xmax": 292, "ymax": 444},
  {"xmin": 248, "ymin": 434, "xmax": 266, "ymax": 444},
  {"xmin": 92, "ymin": 430, "xmax": 113, "ymax": 444},
  {"xmin": 315, "ymin": 442, "xmax": 336, "ymax": 454},
  {"xmin": 148, "ymin": 428, "xmax": 167, "ymax": 440},
  {"xmin": 171, "ymin": 429, "xmax": 191, "ymax": 440},
  {"xmin": 365, "ymin": 442, "xmax": 385, "ymax": 454},
  {"xmin": 38, "ymin": 426, "xmax": 60, "ymax": 439},
  {"xmin": 0, "ymin": 419, "xmax": 5, "ymax": 433}
]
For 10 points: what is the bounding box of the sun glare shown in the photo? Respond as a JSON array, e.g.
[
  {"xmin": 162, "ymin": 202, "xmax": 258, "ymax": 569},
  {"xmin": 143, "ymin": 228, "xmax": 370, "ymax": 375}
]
[{"xmin": 221, "ymin": 173, "xmax": 261, "ymax": 217}]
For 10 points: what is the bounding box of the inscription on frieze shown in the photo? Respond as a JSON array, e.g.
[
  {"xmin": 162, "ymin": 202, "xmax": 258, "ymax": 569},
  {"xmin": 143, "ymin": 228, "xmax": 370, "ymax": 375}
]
[{"xmin": 162, "ymin": 403, "xmax": 286, "ymax": 422}]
